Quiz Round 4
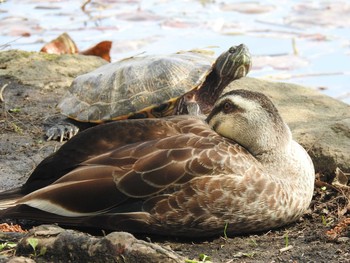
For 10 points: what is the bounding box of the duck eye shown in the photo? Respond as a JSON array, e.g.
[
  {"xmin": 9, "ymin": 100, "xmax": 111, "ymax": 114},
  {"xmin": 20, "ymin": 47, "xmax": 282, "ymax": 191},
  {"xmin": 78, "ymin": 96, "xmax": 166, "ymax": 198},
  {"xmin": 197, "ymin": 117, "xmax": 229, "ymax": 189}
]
[{"xmin": 222, "ymin": 101, "xmax": 234, "ymax": 113}]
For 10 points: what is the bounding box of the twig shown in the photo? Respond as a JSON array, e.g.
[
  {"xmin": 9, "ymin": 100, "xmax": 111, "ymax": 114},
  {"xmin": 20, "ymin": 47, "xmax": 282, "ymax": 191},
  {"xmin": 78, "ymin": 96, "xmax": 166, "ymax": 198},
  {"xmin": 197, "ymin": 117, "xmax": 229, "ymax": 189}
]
[
  {"xmin": 0, "ymin": 83, "xmax": 9, "ymax": 102},
  {"xmin": 0, "ymin": 37, "xmax": 23, "ymax": 50},
  {"xmin": 292, "ymin": 38, "xmax": 298, "ymax": 56},
  {"xmin": 5, "ymin": 110, "xmax": 41, "ymax": 134},
  {"xmin": 279, "ymin": 245, "xmax": 293, "ymax": 253},
  {"xmin": 81, "ymin": 0, "xmax": 92, "ymax": 12}
]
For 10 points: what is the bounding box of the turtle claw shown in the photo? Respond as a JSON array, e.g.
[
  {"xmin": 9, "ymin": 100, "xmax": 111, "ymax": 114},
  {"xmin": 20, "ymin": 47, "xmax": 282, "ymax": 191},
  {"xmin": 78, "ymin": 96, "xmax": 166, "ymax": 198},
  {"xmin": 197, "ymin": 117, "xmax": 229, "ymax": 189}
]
[
  {"xmin": 186, "ymin": 102, "xmax": 202, "ymax": 116},
  {"xmin": 46, "ymin": 124, "xmax": 79, "ymax": 142},
  {"xmin": 180, "ymin": 93, "xmax": 204, "ymax": 117}
]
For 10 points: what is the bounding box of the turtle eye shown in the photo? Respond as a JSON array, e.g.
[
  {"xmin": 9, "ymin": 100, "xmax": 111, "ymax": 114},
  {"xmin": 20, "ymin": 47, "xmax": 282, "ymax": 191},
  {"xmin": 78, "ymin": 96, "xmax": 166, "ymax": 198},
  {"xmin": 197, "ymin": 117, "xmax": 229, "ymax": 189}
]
[{"xmin": 222, "ymin": 101, "xmax": 235, "ymax": 113}]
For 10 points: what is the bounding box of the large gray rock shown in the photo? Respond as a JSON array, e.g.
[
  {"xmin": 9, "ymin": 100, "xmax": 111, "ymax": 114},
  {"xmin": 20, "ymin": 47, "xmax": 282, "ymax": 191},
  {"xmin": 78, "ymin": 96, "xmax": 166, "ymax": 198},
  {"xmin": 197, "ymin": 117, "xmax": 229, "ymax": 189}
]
[{"xmin": 226, "ymin": 77, "xmax": 350, "ymax": 176}]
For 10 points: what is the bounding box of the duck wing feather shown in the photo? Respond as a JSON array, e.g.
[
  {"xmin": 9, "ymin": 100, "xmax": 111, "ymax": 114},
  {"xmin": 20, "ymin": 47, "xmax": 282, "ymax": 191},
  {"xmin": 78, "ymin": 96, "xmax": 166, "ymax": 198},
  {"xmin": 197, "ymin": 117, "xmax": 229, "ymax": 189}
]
[
  {"xmin": 20, "ymin": 117, "xmax": 192, "ymax": 193},
  {"xmin": 3, "ymin": 116, "xmax": 260, "ymax": 219}
]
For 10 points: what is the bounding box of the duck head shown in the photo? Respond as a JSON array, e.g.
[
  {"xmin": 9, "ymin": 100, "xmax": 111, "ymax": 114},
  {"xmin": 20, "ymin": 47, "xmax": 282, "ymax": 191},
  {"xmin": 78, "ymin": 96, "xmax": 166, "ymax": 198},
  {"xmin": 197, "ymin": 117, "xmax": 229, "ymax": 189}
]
[{"xmin": 206, "ymin": 89, "xmax": 292, "ymax": 158}]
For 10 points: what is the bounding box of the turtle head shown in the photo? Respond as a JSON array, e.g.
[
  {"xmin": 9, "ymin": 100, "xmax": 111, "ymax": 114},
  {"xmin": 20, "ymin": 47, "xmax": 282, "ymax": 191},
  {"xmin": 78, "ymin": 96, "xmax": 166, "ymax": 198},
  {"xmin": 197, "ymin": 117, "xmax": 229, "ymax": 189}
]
[
  {"xmin": 215, "ymin": 44, "xmax": 252, "ymax": 81},
  {"xmin": 176, "ymin": 44, "xmax": 252, "ymax": 116},
  {"xmin": 206, "ymin": 89, "xmax": 291, "ymax": 157}
]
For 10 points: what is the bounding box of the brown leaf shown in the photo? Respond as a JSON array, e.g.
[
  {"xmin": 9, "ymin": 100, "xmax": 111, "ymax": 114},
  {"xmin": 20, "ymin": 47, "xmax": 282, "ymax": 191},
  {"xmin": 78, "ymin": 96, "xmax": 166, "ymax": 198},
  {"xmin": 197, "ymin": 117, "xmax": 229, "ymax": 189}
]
[
  {"xmin": 40, "ymin": 32, "xmax": 78, "ymax": 55},
  {"xmin": 0, "ymin": 223, "xmax": 27, "ymax": 233},
  {"xmin": 326, "ymin": 217, "xmax": 350, "ymax": 240},
  {"xmin": 40, "ymin": 33, "xmax": 112, "ymax": 61},
  {"xmin": 80, "ymin": 41, "xmax": 112, "ymax": 62},
  {"xmin": 334, "ymin": 167, "xmax": 349, "ymax": 186}
]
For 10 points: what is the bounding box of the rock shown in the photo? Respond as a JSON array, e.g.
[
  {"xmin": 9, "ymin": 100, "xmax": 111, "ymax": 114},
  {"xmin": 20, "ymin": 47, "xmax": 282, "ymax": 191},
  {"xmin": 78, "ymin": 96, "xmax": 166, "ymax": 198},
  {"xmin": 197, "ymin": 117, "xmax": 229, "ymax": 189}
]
[
  {"xmin": 0, "ymin": 51, "xmax": 107, "ymax": 191},
  {"xmin": 7, "ymin": 257, "xmax": 35, "ymax": 263},
  {"xmin": 226, "ymin": 77, "xmax": 350, "ymax": 177},
  {"xmin": 15, "ymin": 225, "xmax": 184, "ymax": 263},
  {"xmin": 0, "ymin": 50, "xmax": 107, "ymax": 90}
]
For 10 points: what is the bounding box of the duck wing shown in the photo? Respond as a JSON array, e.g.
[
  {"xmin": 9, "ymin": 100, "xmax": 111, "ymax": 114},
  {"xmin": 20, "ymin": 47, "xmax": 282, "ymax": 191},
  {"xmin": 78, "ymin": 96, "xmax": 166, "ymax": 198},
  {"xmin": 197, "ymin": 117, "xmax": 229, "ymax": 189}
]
[
  {"xmin": 20, "ymin": 117, "xmax": 193, "ymax": 194},
  {"xmin": 17, "ymin": 135, "xmax": 238, "ymax": 216},
  {"xmin": 1, "ymin": 116, "xmax": 261, "ymax": 233}
]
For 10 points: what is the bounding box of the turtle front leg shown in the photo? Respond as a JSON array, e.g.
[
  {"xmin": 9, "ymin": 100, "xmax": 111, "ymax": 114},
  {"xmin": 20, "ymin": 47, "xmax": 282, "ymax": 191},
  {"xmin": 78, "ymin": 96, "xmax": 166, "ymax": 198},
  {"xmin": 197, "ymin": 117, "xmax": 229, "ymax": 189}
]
[
  {"xmin": 185, "ymin": 101, "xmax": 202, "ymax": 116},
  {"xmin": 46, "ymin": 123, "xmax": 79, "ymax": 142},
  {"xmin": 44, "ymin": 115, "xmax": 93, "ymax": 142},
  {"xmin": 177, "ymin": 93, "xmax": 206, "ymax": 119}
]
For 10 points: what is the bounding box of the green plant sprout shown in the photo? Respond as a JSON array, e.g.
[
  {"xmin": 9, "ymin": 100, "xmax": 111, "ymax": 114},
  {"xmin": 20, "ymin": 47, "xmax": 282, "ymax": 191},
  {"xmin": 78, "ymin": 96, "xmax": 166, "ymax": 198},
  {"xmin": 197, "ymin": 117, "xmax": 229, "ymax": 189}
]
[
  {"xmin": 249, "ymin": 238, "xmax": 258, "ymax": 247},
  {"xmin": 223, "ymin": 222, "xmax": 228, "ymax": 239},
  {"xmin": 0, "ymin": 242, "xmax": 17, "ymax": 257},
  {"xmin": 321, "ymin": 215, "xmax": 334, "ymax": 226},
  {"xmin": 321, "ymin": 215, "xmax": 327, "ymax": 226},
  {"xmin": 27, "ymin": 238, "xmax": 46, "ymax": 257},
  {"xmin": 185, "ymin": 253, "xmax": 212, "ymax": 263},
  {"xmin": 242, "ymin": 252, "xmax": 256, "ymax": 258},
  {"xmin": 284, "ymin": 232, "xmax": 289, "ymax": 247},
  {"xmin": 0, "ymin": 242, "xmax": 17, "ymax": 251}
]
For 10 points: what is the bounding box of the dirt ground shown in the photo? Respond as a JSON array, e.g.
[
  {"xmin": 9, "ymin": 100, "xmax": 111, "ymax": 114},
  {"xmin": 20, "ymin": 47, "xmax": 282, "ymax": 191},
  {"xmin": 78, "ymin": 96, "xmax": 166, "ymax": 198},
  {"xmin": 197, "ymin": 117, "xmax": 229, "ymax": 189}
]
[{"xmin": 0, "ymin": 78, "xmax": 349, "ymax": 262}]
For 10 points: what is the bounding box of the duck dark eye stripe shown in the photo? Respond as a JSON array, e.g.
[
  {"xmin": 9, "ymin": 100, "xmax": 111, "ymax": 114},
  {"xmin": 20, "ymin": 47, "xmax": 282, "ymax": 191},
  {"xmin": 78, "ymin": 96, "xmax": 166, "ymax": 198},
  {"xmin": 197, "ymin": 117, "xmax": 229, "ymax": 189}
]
[
  {"xmin": 205, "ymin": 103, "xmax": 222, "ymax": 124},
  {"xmin": 206, "ymin": 99, "xmax": 233, "ymax": 123}
]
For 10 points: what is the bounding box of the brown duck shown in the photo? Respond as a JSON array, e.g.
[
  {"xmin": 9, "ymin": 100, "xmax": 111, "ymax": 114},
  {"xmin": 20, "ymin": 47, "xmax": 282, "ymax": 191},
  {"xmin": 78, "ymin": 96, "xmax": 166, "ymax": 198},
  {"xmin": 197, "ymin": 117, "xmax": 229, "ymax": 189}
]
[{"xmin": 0, "ymin": 89, "xmax": 315, "ymax": 237}]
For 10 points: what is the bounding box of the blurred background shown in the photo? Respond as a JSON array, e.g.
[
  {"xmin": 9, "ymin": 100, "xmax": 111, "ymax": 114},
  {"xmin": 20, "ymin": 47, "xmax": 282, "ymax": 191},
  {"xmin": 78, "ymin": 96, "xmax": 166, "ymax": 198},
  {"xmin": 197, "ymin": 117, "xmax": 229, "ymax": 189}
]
[{"xmin": 0, "ymin": 0, "xmax": 349, "ymax": 104}]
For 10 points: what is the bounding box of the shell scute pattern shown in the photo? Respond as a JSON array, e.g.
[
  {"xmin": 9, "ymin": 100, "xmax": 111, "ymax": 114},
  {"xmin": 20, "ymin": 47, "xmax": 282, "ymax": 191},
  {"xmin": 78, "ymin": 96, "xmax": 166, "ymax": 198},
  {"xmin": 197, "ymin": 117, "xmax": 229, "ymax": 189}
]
[{"xmin": 59, "ymin": 53, "xmax": 212, "ymax": 122}]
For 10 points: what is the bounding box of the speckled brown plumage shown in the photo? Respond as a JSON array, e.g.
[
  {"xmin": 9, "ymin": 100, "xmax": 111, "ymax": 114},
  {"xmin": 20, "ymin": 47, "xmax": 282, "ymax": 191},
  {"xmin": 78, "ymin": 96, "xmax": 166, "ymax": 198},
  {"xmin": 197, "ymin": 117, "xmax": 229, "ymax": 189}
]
[{"xmin": 0, "ymin": 90, "xmax": 315, "ymax": 237}]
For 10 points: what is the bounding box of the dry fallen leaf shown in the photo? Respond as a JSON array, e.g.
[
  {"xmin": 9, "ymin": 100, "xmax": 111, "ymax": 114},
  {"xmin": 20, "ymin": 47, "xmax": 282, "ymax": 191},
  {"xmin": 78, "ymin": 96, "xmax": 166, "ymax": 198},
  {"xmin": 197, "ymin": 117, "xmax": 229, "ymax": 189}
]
[
  {"xmin": 326, "ymin": 217, "xmax": 350, "ymax": 240},
  {"xmin": 40, "ymin": 32, "xmax": 112, "ymax": 62},
  {"xmin": 0, "ymin": 223, "xmax": 27, "ymax": 233},
  {"xmin": 80, "ymin": 41, "xmax": 112, "ymax": 62},
  {"xmin": 334, "ymin": 167, "xmax": 349, "ymax": 186},
  {"xmin": 331, "ymin": 167, "xmax": 350, "ymax": 198},
  {"xmin": 40, "ymin": 32, "xmax": 78, "ymax": 54}
]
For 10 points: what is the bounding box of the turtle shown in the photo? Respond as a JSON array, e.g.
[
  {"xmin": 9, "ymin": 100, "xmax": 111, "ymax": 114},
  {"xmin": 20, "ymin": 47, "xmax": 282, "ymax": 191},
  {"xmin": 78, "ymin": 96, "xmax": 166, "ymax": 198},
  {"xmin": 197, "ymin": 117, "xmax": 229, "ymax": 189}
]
[{"xmin": 46, "ymin": 44, "xmax": 251, "ymax": 141}]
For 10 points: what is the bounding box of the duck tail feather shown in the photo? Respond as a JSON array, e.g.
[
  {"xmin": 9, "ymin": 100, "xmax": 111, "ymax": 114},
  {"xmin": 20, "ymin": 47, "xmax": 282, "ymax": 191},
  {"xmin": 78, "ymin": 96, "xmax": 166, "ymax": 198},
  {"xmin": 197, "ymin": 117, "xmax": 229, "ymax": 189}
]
[{"xmin": 0, "ymin": 187, "xmax": 23, "ymax": 210}]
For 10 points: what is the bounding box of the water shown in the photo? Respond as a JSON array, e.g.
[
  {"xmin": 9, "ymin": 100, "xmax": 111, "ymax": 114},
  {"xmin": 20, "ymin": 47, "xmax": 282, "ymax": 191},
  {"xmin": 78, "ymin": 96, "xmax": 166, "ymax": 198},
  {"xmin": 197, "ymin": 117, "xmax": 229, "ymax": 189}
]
[{"xmin": 0, "ymin": 0, "xmax": 349, "ymax": 104}]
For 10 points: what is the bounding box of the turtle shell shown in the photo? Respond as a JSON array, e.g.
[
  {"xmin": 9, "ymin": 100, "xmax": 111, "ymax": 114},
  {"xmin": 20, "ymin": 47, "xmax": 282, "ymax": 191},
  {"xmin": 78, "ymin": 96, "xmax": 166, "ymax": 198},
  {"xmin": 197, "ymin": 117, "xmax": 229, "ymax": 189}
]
[{"xmin": 59, "ymin": 51, "xmax": 214, "ymax": 123}]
